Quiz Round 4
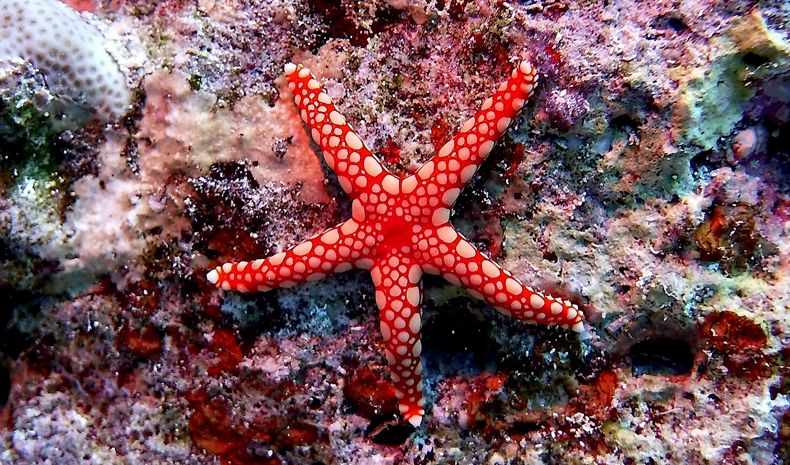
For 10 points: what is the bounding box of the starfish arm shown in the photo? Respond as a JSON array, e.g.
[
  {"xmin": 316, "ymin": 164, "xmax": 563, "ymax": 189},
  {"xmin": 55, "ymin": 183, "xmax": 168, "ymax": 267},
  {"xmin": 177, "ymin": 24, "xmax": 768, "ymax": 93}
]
[
  {"xmin": 207, "ymin": 219, "xmax": 369, "ymax": 292},
  {"xmin": 414, "ymin": 61, "xmax": 538, "ymax": 207},
  {"xmin": 424, "ymin": 233, "xmax": 584, "ymax": 331},
  {"xmin": 371, "ymin": 259, "xmax": 426, "ymax": 427},
  {"xmin": 284, "ymin": 63, "xmax": 392, "ymax": 198}
]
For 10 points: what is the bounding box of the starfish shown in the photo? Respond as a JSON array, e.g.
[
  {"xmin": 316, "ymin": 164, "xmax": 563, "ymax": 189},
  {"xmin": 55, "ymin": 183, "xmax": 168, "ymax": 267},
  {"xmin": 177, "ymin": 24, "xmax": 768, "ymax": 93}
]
[{"xmin": 207, "ymin": 60, "xmax": 584, "ymax": 427}]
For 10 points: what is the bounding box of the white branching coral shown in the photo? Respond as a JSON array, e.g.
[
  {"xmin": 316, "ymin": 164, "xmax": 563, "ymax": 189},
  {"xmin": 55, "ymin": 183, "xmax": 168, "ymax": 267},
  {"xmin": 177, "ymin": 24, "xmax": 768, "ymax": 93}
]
[{"xmin": 0, "ymin": 0, "xmax": 131, "ymax": 122}]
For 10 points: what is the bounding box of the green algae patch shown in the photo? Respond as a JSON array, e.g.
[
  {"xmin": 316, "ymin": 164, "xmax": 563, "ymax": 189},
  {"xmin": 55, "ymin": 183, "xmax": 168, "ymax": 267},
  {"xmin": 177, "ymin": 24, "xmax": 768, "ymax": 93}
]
[
  {"xmin": 677, "ymin": 54, "xmax": 756, "ymax": 151},
  {"xmin": 0, "ymin": 64, "xmax": 90, "ymax": 187},
  {"xmin": 0, "ymin": 86, "xmax": 60, "ymax": 183},
  {"xmin": 675, "ymin": 10, "xmax": 790, "ymax": 152},
  {"xmin": 0, "ymin": 66, "xmax": 77, "ymax": 295}
]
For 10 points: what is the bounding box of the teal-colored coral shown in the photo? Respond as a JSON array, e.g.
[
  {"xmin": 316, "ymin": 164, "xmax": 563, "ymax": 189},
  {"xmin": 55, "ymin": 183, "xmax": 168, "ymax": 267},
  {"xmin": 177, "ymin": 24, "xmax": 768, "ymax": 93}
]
[
  {"xmin": 679, "ymin": 54, "xmax": 756, "ymax": 151},
  {"xmin": 680, "ymin": 10, "xmax": 790, "ymax": 153}
]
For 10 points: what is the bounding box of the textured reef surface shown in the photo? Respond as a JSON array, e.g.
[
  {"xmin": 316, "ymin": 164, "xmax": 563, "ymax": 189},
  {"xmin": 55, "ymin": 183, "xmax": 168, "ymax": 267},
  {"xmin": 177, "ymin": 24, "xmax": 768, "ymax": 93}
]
[{"xmin": 2, "ymin": 0, "xmax": 790, "ymax": 464}]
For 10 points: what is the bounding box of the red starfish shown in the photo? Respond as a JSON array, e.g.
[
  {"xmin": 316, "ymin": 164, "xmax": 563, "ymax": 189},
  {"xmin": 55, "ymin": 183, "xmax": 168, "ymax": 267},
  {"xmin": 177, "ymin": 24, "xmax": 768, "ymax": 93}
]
[{"xmin": 207, "ymin": 60, "xmax": 584, "ymax": 427}]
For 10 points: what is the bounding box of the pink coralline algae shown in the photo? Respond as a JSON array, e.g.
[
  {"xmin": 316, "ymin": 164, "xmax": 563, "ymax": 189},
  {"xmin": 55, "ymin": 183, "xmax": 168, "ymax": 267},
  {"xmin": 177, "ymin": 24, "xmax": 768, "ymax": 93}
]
[{"xmin": 208, "ymin": 60, "xmax": 584, "ymax": 426}]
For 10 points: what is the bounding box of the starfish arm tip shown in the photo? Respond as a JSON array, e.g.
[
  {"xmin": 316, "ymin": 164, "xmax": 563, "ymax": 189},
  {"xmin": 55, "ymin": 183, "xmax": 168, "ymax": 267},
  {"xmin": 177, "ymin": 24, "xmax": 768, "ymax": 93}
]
[
  {"xmin": 284, "ymin": 62, "xmax": 297, "ymax": 75},
  {"xmin": 407, "ymin": 415, "xmax": 422, "ymax": 427},
  {"xmin": 206, "ymin": 268, "xmax": 219, "ymax": 284},
  {"xmin": 571, "ymin": 321, "xmax": 585, "ymax": 333}
]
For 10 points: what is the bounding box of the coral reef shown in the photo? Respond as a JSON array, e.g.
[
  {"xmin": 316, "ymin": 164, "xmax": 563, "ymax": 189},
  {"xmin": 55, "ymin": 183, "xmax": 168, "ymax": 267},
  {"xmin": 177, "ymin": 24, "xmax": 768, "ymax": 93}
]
[
  {"xmin": 0, "ymin": 0, "xmax": 132, "ymax": 123},
  {"xmin": 1, "ymin": 0, "xmax": 790, "ymax": 464}
]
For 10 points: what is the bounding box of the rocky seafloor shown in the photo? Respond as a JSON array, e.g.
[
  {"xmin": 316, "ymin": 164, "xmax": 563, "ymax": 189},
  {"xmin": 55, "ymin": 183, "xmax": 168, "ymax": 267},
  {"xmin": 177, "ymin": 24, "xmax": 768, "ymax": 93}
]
[{"xmin": 1, "ymin": 0, "xmax": 790, "ymax": 464}]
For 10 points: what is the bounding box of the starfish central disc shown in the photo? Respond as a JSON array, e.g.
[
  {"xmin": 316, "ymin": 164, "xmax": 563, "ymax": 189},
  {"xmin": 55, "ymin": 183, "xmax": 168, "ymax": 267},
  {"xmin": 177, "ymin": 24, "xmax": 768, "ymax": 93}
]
[{"xmin": 207, "ymin": 60, "xmax": 584, "ymax": 427}]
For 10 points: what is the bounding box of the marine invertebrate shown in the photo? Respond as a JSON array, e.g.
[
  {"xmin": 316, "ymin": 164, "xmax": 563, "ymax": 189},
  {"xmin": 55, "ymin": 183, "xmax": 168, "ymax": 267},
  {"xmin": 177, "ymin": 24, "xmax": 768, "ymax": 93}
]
[
  {"xmin": 0, "ymin": 0, "xmax": 131, "ymax": 122},
  {"xmin": 208, "ymin": 60, "xmax": 584, "ymax": 426}
]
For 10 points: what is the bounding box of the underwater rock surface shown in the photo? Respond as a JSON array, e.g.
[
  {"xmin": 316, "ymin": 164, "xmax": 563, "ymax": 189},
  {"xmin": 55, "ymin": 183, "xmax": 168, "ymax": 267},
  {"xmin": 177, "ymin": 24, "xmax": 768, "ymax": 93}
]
[{"xmin": 1, "ymin": 0, "xmax": 790, "ymax": 464}]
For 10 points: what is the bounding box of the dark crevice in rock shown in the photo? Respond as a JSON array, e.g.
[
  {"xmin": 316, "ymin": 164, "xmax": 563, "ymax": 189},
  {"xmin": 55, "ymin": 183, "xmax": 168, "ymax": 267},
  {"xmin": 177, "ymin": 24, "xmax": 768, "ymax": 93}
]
[{"xmin": 629, "ymin": 338, "xmax": 694, "ymax": 377}]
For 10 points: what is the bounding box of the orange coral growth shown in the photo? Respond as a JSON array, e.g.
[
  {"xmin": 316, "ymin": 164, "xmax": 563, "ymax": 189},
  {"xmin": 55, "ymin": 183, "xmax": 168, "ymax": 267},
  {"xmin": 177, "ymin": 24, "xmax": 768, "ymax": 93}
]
[
  {"xmin": 189, "ymin": 397, "xmax": 246, "ymax": 455},
  {"xmin": 464, "ymin": 373, "xmax": 506, "ymax": 432},
  {"xmin": 118, "ymin": 280, "xmax": 161, "ymax": 315},
  {"xmin": 343, "ymin": 365, "xmax": 399, "ymax": 419},
  {"xmin": 695, "ymin": 201, "xmax": 760, "ymax": 273},
  {"xmin": 701, "ymin": 311, "xmax": 772, "ymax": 380},
  {"xmin": 208, "ymin": 328, "xmax": 244, "ymax": 376},
  {"xmin": 585, "ymin": 369, "xmax": 618, "ymax": 418},
  {"xmin": 187, "ymin": 391, "xmax": 305, "ymax": 464},
  {"xmin": 430, "ymin": 119, "xmax": 452, "ymax": 152},
  {"xmin": 121, "ymin": 324, "xmax": 163, "ymax": 360}
]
